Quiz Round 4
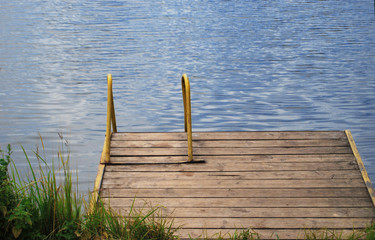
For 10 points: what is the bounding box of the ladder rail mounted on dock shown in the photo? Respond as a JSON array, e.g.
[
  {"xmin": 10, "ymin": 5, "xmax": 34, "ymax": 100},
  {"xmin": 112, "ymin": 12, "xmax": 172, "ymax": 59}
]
[{"xmin": 102, "ymin": 74, "xmax": 117, "ymax": 164}]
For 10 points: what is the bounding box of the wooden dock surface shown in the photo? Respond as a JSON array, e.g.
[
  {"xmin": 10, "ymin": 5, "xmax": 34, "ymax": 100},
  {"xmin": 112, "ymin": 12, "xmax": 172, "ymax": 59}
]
[{"xmin": 97, "ymin": 130, "xmax": 375, "ymax": 239}]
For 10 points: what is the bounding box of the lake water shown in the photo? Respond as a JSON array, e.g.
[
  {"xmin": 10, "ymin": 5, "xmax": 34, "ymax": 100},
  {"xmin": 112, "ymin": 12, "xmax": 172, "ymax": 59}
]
[{"xmin": 1, "ymin": 0, "xmax": 375, "ymax": 191}]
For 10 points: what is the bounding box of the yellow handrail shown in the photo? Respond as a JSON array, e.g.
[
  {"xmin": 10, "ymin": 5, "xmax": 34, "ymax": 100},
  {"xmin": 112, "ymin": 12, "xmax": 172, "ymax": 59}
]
[
  {"xmin": 91, "ymin": 74, "xmax": 117, "ymax": 213},
  {"xmin": 181, "ymin": 74, "xmax": 193, "ymax": 162},
  {"xmin": 101, "ymin": 74, "xmax": 117, "ymax": 163}
]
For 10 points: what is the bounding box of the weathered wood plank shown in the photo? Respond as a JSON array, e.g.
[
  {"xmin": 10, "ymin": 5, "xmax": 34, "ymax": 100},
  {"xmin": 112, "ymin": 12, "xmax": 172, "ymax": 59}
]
[
  {"xmin": 112, "ymin": 131, "xmax": 346, "ymax": 141},
  {"xmin": 110, "ymin": 154, "xmax": 355, "ymax": 164},
  {"xmin": 111, "ymin": 139, "xmax": 349, "ymax": 148},
  {"xmin": 111, "ymin": 207, "xmax": 375, "ymax": 218},
  {"xmin": 151, "ymin": 218, "xmax": 373, "ymax": 229},
  {"xmin": 100, "ymin": 188, "xmax": 369, "ymax": 198},
  {"xmin": 105, "ymin": 161, "xmax": 358, "ymax": 172},
  {"xmin": 110, "ymin": 146, "xmax": 352, "ymax": 156},
  {"xmin": 103, "ymin": 170, "xmax": 362, "ymax": 180},
  {"xmin": 102, "ymin": 197, "xmax": 373, "ymax": 208},
  {"xmin": 101, "ymin": 178, "xmax": 365, "ymax": 189},
  {"xmin": 176, "ymin": 229, "xmax": 365, "ymax": 240}
]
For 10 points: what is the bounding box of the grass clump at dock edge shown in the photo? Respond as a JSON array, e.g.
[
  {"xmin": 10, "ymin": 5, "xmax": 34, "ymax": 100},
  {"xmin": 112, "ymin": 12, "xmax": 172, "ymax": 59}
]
[
  {"xmin": 1, "ymin": 143, "xmax": 84, "ymax": 240},
  {"xmin": 1, "ymin": 141, "xmax": 375, "ymax": 240},
  {"xmin": 84, "ymin": 196, "xmax": 178, "ymax": 239},
  {"xmin": 0, "ymin": 142, "xmax": 178, "ymax": 240}
]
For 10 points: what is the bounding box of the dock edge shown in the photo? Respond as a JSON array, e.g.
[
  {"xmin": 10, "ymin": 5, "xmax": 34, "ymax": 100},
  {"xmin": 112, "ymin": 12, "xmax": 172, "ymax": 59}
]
[
  {"xmin": 345, "ymin": 129, "xmax": 375, "ymax": 207},
  {"xmin": 90, "ymin": 163, "xmax": 106, "ymax": 212}
]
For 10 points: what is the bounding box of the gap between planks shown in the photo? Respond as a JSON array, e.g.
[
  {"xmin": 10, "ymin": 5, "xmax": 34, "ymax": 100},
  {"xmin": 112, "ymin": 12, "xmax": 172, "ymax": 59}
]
[
  {"xmin": 100, "ymin": 188, "xmax": 369, "ymax": 198},
  {"xmin": 100, "ymin": 197, "xmax": 373, "ymax": 208},
  {"xmin": 109, "ymin": 206, "xmax": 375, "ymax": 218},
  {"xmin": 110, "ymin": 139, "xmax": 349, "ymax": 148},
  {"xmin": 104, "ymin": 161, "xmax": 358, "ymax": 171},
  {"xmin": 102, "ymin": 170, "xmax": 362, "ymax": 179},
  {"xmin": 110, "ymin": 147, "xmax": 352, "ymax": 156},
  {"xmin": 109, "ymin": 154, "xmax": 355, "ymax": 164},
  {"xmin": 101, "ymin": 178, "xmax": 366, "ymax": 189}
]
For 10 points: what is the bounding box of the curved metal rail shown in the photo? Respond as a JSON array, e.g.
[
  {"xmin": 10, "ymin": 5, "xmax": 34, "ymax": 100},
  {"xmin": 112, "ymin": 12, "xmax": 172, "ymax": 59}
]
[
  {"xmin": 101, "ymin": 74, "xmax": 117, "ymax": 163},
  {"xmin": 101, "ymin": 73, "xmax": 193, "ymax": 163},
  {"xmin": 182, "ymin": 74, "xmax": 193, "ymax": 162},
  {"xmin": 93, "ymin": 73, "xmax": 196, "ymax": 211},
  {"xmin": 92, "ymin": 74, "xmax": 117, "ymax": 212}
]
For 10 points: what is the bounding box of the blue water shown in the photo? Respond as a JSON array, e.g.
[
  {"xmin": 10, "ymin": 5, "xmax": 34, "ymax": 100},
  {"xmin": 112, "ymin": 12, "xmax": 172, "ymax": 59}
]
[{"xmin": 1, "ymin": 0, "xmax": 375, "ymax": 191}]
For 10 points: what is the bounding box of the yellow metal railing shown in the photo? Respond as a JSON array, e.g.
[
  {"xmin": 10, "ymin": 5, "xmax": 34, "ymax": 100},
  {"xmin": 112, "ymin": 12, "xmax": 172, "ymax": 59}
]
[
  {"xmin": 101, "ymin": 74, "xmax": 117, "ymax": 163},
  {"xmin": 100, "ymin": 73, "xmax": 193, "ymax": 163},
  {"xmin": 181, "ymin": 74, "xmax": 193, "ymax": 162},
  {"xmin": 92, "ymin": 73, "xmax": 196, "ymax": 211},
  {"xmin": 92, "ymin": 74, "xmax": 117, "ymax": 212}
]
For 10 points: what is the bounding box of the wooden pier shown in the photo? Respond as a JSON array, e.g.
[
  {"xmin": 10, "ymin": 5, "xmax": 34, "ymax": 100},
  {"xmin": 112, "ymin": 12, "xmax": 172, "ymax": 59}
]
[
  {"xmin": 93, "ymin": 75, "xmax": 375, "ymax": 239},
  {"xmin": 95, "ymin": 130, "xmax": 375, "ymax": 239}
]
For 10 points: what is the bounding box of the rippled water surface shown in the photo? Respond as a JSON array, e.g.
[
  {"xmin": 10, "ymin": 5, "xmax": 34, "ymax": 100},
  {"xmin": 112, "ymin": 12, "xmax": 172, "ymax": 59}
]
[{"xmin": 1, "ymin": 0, "xmax": 375, "ymax": 190}]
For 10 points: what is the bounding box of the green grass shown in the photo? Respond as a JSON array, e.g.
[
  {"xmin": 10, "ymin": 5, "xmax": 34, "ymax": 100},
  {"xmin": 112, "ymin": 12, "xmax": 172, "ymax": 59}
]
[
  {"xmin": 0, "ymin": 142, "xmax": 178, "ymax": 240},
  {"xmin": 1, "ymin": 141, "xmax": 375, "ymax": 240}
]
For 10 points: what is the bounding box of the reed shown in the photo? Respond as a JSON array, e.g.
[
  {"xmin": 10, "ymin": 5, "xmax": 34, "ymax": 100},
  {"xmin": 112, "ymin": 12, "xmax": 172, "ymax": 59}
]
[
  {"xmin": 82, "ymin": 196, "xmax": 179, "ymax": 240},
  {"xmin": 0, "ymin": 141, "xmax": 83, "ymax": 239},
  {"xmin": 0, "ymin": 142, "xmax": 178, "ymax": 240}
]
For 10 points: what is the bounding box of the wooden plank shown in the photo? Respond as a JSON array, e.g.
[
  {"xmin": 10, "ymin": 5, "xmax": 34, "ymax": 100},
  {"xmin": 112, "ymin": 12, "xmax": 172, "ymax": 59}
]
[
  {"xmin": 94, "ymin": 215, "xmax": 372, "ymax": 229},
  {"xmin": 346, "ymin": 130, "xmax": 375, "ymax": 207},
  {"xmin": 112, "ymin": 132, "xmax": 186, "ymax": 141},
  {"xmin": 176, "ymin": 229, "xmax": 365, "ymax": 240},
  {"xmin": 101, "ymin": 197, "xmax": 373, "ymax": 208},
  {"xmin": 110, "ymin": 146, "xmax": 352, "ymax": 156},
  {"xmin": 105, "ymin": 161, "xmax": 358, "ymax": 172},
  {"xmin": 110, "ymin": 154, "xmax": 355, "ymax": 164},
  {"xmin": 103, "ymin": 170, "xmax": 362, "ymax": 180},
  {"xmin": 172, "ymin": 218, "xmax": 373, "ymax": 229},
  {"xmin": 137, "ymin": 217, "xmax": 373, "ymax": 229},
  {"xmin": 112, "ymin": 131, "xmax": 346, "ymax": 141},
  {"xmin": 100, "ymin": 188, "xmax": 370, "ymax": 198},
  {"xmin": 101, "ymin": 178, "xmax": 365, "ymax": 189},
  {"xmin": 111, "ymin": 207, "xmax": 375, "ymax": 218},
  {"xmin": 192, "ymin": 131, "xmax": 347, "ymax": 140},
  {"xmin": 111, "ymin": 139, "xmax": 349, "ymax": 148}
]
